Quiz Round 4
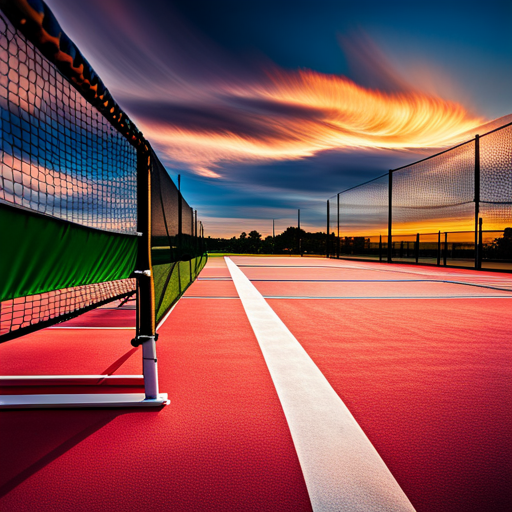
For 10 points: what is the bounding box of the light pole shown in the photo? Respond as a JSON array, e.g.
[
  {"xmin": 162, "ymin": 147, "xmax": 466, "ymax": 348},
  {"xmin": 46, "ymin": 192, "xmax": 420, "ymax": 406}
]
[
  {"xmin": 272, "ymin": 219, "xmax": 275, "ymax": 254},
  {"xmin": 298, "ymin": 209, "xmax": 302, "ymax": 257}
]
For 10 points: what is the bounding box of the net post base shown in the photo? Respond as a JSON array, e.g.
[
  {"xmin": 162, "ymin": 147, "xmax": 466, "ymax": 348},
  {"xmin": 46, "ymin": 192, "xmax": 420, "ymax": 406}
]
[
  {"xmin": 0, "ymin": 393, "xmax": 169, "ymax": 409},
  {"xmin": 0, "ymin": 375, "xmax": 170, "ymax": 409}
]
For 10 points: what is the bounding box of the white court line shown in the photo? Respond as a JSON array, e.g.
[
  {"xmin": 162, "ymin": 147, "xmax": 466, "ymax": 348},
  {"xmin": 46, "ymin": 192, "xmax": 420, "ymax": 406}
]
[
  {"xmin": 156, "ymin": 301, "xmax": 180, "ymax": 331},
  {"xmin": 262, "ymin": 295, "xmax": 512, "ymax": 300},
  {"xmin": 181, "ymin": 295, "xmax": 512, "ymax": 300},
  {"xmin": 225, "ymin": 257, "xmax": 415, "ymax": 512},
  {"xmin": 48, "ymin": 326, "xmax": 135, "ymax": 330}
]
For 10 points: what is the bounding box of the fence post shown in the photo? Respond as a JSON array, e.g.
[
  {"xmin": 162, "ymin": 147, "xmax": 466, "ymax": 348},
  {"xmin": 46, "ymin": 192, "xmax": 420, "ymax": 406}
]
[
  {"xmin": 437, "ymin": 231, "xmax": 441, "ymax": 265},
  {"xmin": 443, "ymin": 232, "xmax": 448, "ymax": 266},
  {"xmin": 326, "ymin": 200, "xmax": 330, "ymax": 258},
  {"xmin": 474, "ymin": 134, "xmax": 480, "ymax": 269},
  {"xmin": 478, "ymin": 218, "xmax": 483, "ymax": 269},
  {"xmin": 177, "ymin": 175, "xmax": 182, "ymax": 248},
  {"xmin": 387, "ymin": 170, "xmax": 393, "ymax": 263},
  {"xmin": 337, "ymin": 193, "xmax": 340, "ymax": 259},
  {"xmin": 415, "ymin": 233, "xmax": 419, "ymax": 263}
]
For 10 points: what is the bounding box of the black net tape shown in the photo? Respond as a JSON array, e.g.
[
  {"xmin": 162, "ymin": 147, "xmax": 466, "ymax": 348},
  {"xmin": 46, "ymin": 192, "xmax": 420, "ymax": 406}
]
[
  {"xmin": 0, "ymin": 13, "xmax": 137, "ymax": 233},
  {"xmin": 0, "ymin": 278, "xmax": 135, "ymax": 342}
]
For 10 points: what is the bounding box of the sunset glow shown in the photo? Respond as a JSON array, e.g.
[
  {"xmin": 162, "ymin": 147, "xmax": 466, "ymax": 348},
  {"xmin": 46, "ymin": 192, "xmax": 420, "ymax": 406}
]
[{"xmin": 42, "ymin": 0, "xmax": 510, "ymax": 238}]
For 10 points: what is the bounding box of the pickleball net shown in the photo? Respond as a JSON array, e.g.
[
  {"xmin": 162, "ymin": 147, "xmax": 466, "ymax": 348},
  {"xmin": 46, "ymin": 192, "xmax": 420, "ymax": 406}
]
[{"xmin": 0, "ymin": 2, "xmax": 207, "ymax": 345}]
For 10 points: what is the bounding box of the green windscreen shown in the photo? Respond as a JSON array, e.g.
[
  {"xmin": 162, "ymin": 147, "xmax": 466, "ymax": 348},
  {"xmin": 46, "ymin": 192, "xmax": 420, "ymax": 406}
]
[
  {"xmin": 150, "ymin": 149, "xmax": 207, "ymax": 325},
  {"xmin": 0, "ymin": 202, "xmax": 138, "ymax": 302}
]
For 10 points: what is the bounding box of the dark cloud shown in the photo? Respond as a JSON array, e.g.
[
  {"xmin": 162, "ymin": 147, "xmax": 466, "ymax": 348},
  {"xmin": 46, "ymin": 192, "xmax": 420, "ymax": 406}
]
[{"xmin": 125, "ymin": 98, "xmax": 327, "ymax": 142}]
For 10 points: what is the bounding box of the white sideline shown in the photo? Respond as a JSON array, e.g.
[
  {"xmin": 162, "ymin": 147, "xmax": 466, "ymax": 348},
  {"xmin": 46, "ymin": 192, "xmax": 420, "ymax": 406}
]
[{"xmin": 225, "ymin": 257, "xmax": 415, "ymax": 512}]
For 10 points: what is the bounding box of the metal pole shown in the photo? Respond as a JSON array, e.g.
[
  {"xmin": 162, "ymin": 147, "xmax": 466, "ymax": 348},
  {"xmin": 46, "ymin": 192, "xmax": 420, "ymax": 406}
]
[
  {"xmin": 195, "ymin": 210, "xmax": 198, "ymax": 238},
  {"xmin": 379, "ymin": 234, "xmax": 382, "ymax": 262},
  {"xmin": 437, "ymin": 230, "xmax": 441, "ymax": 266},
  {"xmin": 474, "ymin": 134, "xmax": 480, "ymax": 269},
  {"xmin": 178, "ymin": 175, "xmax": 182, "ymax": 240},
  {"xmin": 272, "ymin": 219, "xmax": 275, "ymax": 254},
  {"xmin": 134, "ymin": 146, "xmax": 159, "ymax": 400},
  {"xmin": 337, "ymin": 193, "xmax": 340, "ymax": 259},
  {"xmin": 478, "ymin": 218, "xmax": 483, "ymax": 270},
  {"xmin": 443, "ymin": 232, "xmax": 448, "ymax": 266},
  {"xmin": 327, "ymin": 200, "xmax": 330, "ymax": 258},
  {"xmin": 298, "ymin": 209, "xmax": 302, "ymax": 256},
  {"xmin": 415, "ymin": 233, "xmax": 419, "ymax": 263},
  {"xmin": 387, "ymin": 170, "xmax": 392, "ymax": 263}
]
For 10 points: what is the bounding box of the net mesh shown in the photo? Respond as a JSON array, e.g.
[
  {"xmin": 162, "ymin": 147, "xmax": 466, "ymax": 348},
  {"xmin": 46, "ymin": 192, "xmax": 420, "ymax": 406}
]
[
  {"xmin": 0, "ymin": 13, "xmax": 137, "ymax": 340},
  {"xmin": 0, "ymin": 279, "xmax": 135, "ymax": 341},
  {"xmin": 0, "ymin": 14, "xmax": 137, "ymax": 233},
  {"xmin": 392, "ymin": 141, "xmax": 475, "ymax": 235}
]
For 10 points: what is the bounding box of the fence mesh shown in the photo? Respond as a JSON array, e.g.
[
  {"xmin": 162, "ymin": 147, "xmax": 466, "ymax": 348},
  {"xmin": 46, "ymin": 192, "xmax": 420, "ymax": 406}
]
[
  {"xmin": 151, "ymin": 150, "xmax": 206, "ymax": 325},
  {"xmin": 392, "ymin": 141, "xmax": 475, "ymax": 235},
  {"xmin": 338, "ymin": 174, "xmax": 389, "ymax": 237},
  {"xmin": 480, "ymin": 124, "xmax": 512, "ymax": 230},
  {"xmin": 331, "ymin": 121, "xmax": 511, "ymax": 268}
]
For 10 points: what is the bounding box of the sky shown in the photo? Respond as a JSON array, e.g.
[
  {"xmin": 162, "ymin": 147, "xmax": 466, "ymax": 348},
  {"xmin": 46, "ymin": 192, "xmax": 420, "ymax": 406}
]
[{"xmin": 47, "ymin": 0, "xmax": 512, "ymax": 237}]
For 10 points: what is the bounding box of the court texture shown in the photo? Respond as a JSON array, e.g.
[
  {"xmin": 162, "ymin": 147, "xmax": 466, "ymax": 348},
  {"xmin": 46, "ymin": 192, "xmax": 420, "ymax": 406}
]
[{"xmin": 1, "ymin": 256, "xmax": 511, "ymax": 512}]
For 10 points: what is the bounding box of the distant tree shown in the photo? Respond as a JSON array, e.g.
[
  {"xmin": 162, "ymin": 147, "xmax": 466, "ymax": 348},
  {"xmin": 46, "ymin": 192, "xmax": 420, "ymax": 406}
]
[
  {"xmin": 486, "ymin": 227, "xmax": 512, "ymax": 260},
  {"xmin": 246, "ymin": 230, "xmax": 262, "ymax": 253}
]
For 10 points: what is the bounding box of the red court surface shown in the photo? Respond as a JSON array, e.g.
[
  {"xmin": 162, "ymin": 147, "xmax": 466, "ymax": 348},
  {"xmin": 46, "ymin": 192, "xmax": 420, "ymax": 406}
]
[
  {"xmin": 1, "ymin": 256, "xmax": 511, "ymax": 511},
  {"xmin": 251, "ymin": 280, "xmax": 512, "ymax": 298},
  {"xmin": 183, "ymin": 280, "xmax": 238, "ymax": 297},
  {"xmin": 0, "ymin": 258, "xmax": 312, "ymax": 512}
]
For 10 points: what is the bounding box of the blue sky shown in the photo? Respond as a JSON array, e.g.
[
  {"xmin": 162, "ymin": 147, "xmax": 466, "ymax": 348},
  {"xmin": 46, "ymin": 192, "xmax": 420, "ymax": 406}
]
[{"xmin": 48, "ymin": 0, "xmax": 512, "ymax": 237}]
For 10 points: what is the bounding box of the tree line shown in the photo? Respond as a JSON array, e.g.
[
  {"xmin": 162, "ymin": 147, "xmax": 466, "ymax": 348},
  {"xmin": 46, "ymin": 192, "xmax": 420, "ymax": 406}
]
[{"xmin": 206, "ymin": 227, "xmax": 333, "ymax": 255}]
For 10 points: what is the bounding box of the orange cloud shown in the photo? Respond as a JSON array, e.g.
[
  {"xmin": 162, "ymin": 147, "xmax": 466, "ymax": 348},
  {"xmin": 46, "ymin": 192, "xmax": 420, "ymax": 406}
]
[{"xmin": 137, "ymin": 67, "xmax": 484, "ymax": 178}]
